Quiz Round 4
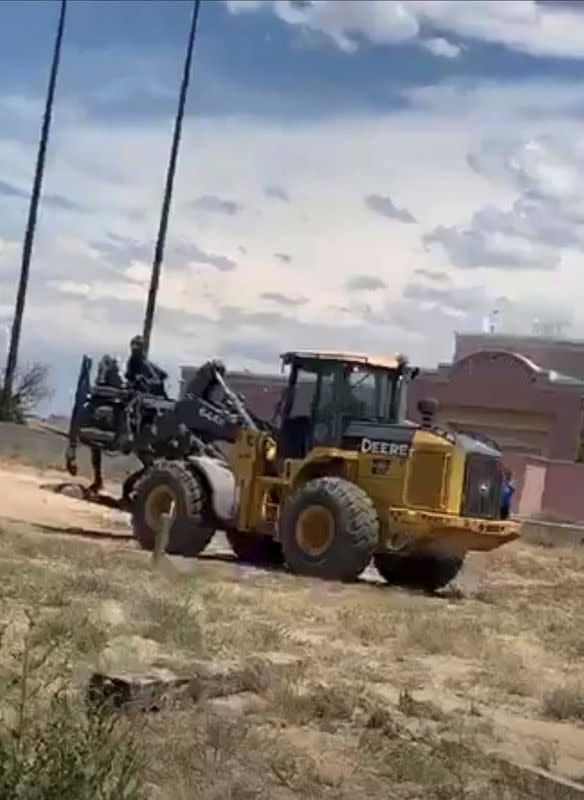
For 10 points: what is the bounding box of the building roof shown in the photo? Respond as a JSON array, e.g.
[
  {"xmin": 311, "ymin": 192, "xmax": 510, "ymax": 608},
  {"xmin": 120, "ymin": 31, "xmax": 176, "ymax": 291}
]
[
  {"xmin": 487, "ymin": 351, "xmax": 584, "ymax": 385},
  {"xmin": 454, "ymin": 348, "xmax": 584, "ymax": 387},
  {"xmin": 455, "ymin": 331, "xmax": 584, "ymax": 350},
  {"xmin": 280, "ymin": 350, "xmax": 407, "ymax": 370},
  {"xmin": 547, "ymin": 370, "xmax": 584, "ymax": 386},
  {"xmin": 454, "ymin": 333, "xmax": 584, "ymax": 386}
]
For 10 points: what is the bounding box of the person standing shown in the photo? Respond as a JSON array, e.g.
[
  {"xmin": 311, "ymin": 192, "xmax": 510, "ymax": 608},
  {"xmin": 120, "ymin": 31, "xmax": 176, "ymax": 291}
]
[{"xmin": 500, "ymin": 468, "xmax": 516, "ymax": 519}]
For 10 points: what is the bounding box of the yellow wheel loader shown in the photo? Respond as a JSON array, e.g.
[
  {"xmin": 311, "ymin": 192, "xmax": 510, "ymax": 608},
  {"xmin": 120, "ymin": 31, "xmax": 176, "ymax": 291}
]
[{"xmin": 124, "ymin": 350, "xmax": 519, "ymax": 592}]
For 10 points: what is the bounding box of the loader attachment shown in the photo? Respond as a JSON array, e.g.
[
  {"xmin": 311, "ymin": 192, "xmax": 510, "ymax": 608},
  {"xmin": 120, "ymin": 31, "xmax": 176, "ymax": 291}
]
[
  {"xmin": 65, "ymin": 355, "xmax": 92, "ymax": 476},
  {"xmin": 385, "ymin": 507, "xmax": 519, "ymax": 558}
]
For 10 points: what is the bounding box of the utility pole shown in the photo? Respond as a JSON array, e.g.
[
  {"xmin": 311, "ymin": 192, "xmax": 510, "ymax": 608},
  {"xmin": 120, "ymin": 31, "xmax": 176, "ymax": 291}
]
[
  {"xmin": 2, "ymin": 0, "xmax": 67, "ymax": 402},
  {"xmin": 142, "ymin": 0, "xmax": 202, "ymax": 355}
]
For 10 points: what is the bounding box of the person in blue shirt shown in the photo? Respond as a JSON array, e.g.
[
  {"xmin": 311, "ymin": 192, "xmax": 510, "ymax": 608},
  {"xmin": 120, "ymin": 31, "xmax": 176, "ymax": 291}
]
[{"xmin": 500, "ymin": 468, "xmax": 515, "ymax": 519}]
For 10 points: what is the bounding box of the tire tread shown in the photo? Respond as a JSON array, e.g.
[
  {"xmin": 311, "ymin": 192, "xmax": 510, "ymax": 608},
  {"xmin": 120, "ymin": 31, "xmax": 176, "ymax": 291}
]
[
  {"xmin": 279, "ymin": 476, "xmax": 378, "ymax": 581},
  {"xmin": 132, "ymin": 459, "xmax": 214, "ymax": 556}
]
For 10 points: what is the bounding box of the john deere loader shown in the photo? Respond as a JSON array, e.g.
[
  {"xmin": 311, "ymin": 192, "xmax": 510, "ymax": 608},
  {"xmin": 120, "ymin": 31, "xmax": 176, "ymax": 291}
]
[{"xmin": 66, "ymin": 349, "xmax": 519, "ymax": 592}]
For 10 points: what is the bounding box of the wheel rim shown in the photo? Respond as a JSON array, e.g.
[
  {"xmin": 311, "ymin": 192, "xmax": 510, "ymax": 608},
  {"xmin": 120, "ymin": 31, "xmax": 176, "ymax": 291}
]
[
  {"xmin": 295, "ymin": 505, "xmax": 334, "ymax": 557},
  {"xmin": 144, "ymin": 484, "xmax": 177, "ymax": 534}
]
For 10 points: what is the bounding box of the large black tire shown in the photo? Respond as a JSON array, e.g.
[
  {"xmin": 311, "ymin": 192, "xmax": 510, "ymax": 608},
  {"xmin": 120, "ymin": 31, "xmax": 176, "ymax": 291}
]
[
  {"xmin": 132, "ymin": 460, "xmax": 215, "ymax": 557},
  {"xmin": 374, "ymin": 551, "xmax": 463, "ymax": 593},
  {"xmin": 226, "ymin": 529, "xmax": 284, "ymax": 566},
  {"xmin": 279, "ymin": 477, "xmax": 378, "ymax": 581}
]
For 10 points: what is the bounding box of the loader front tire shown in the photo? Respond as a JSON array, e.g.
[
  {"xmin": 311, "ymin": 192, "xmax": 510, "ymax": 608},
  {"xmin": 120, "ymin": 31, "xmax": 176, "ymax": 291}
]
[
  {"xmin": 132, "ymin": 460, "xmax": 215, "ymax": 557},
  {"xmin": 279, "ymin": 477, "xmax": 378, "ymax": 582},
  {"xmin": 374, "ymin": 551, "xmax": 463, "ymax": 593}
]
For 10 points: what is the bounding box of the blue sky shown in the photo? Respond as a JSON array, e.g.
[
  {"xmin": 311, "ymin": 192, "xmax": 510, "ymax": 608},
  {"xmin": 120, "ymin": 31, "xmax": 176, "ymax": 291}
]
[{"xmin": 2, "ymin": 0, "xmax": 584, "ymax": 413}]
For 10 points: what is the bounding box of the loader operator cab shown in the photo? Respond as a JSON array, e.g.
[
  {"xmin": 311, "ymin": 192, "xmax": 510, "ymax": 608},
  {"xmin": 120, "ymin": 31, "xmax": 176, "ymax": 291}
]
[{"xmin": 277, "ymin": 351, "xmax": 415, "ymax": 460}]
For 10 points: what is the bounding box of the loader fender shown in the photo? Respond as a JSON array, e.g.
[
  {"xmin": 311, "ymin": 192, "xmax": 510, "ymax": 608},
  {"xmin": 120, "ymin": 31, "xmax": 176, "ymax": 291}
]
[{"xmin": 187, "ymin": 455, "xmax": 237, "ymax": 524}]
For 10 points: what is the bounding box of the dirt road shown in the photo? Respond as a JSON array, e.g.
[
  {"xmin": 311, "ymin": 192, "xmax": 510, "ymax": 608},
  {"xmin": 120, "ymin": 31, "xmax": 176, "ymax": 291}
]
[{"xmin": 0, "ymin": 463, "xmax": 129, "ymax": 536}]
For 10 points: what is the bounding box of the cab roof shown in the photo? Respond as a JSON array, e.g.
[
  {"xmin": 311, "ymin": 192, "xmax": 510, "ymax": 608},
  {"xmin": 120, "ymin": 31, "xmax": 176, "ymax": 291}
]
[{"xmin": 280, "ymin": 350, "xmax": 408, "ymax": 371}]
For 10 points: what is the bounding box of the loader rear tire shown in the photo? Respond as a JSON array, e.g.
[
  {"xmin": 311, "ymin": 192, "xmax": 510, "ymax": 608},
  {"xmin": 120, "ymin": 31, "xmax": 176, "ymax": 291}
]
[
  {"xmin": 279, "ymin": 477, "xmax": 378, "ymax": 582},
  {"xmin": 374, "ymin": 551, "xmax": 463, "ymax": 593},
  {"xmin": 132, "ymin": 460, "xmax": 215, "ymax": 557},
  {"xmin": 226, "ymin": 529, "xmax": 284, "ymax": 566}
]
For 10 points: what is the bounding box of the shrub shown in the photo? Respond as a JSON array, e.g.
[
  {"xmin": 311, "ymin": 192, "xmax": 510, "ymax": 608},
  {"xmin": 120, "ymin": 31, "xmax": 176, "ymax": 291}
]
[{"xmin": 0, "ymin": 610, "xmax": 145, "ymax": 800}]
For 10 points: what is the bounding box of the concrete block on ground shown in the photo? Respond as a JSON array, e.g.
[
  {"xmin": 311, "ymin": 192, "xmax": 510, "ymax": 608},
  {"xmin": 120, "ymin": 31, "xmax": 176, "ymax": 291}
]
[
  {"xmin": 520, "ymin": 520, "xmax": 584, "ymax": 548},
  {"xmin": 87, "ymin": 668, "xmax": 195, "ymax": 713},
  {"xmin": 88, "ymin": 658, "xmax": 253, "ymax": 712}
]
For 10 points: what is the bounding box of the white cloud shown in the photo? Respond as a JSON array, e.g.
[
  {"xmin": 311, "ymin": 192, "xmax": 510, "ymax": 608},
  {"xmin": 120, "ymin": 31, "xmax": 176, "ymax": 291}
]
[
  {"xmin": 225, "ymin": 0, "xmax": 267, "ymax": 13},
  {"xmin": 470, "ymin": 135, "xmax": 584, "ymax": 217},
  {"xmin": 425, "ymin": 132, "xmax": 584, "ymax": 271},
  {"xmin": 0, "ymin": 236, "xmax": 19, "ymax": 266},
  {"xmin": 412, "ymin": 1, "xmax": 584, "ymax": 60},
  {"xmin": 402, "ymin": 79, "xmax": 584, "ymax": 122},
  {"xmin": 424, "ymin": 222, "xmax": 560, "ymax": 271},
  {"xmin": 419, "ymin": 37, "xmax": 462, "ymax": 59},
  {"xmin": 226, "ymin": 0, "xmax": 584, "ymax": 60}
]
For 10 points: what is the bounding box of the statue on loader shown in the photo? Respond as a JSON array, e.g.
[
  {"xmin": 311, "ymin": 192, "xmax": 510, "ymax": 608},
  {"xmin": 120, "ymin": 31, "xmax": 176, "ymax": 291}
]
[
  {"xmin": 65, "ymin": 336, "xmax": 169, "ymax": 493},
  {"xmin": 124, "ymin": 335, "xmax": 168, "ymax": 398},
  {"xmin": 64, "ymin": 344, "xmax": 270, "ymax": 504}
]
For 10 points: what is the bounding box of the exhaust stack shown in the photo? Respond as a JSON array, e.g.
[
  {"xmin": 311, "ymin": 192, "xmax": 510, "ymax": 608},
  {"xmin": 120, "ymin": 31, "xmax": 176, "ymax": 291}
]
[{"xmin": 417, "ymin": 397, "xmax": 439, "ymax": 429}]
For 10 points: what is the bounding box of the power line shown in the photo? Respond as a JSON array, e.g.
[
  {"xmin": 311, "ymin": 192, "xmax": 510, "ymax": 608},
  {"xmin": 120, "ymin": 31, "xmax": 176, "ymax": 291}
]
[
  {"xmin": 2, "ymin": 0, "xmax": 67, "ymax": 402},
  {"xmin": 142, "ymin": 0, "xmax": 202, "ymax": 355}
]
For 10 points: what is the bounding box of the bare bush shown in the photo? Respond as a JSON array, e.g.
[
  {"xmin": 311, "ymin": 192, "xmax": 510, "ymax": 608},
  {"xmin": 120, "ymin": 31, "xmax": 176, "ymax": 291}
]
[{"xmin": 0, "ymin": 363, "xmax": 53, "ymax": 423}]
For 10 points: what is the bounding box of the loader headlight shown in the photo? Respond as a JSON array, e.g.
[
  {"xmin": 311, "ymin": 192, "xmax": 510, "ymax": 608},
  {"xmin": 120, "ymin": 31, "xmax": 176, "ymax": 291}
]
[{"xmin": 264, "ymin": 439, "xmax": 277, "ymax": 461}]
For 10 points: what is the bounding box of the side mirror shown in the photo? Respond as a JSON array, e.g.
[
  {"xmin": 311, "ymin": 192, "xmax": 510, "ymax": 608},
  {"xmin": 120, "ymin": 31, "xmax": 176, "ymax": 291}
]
[{"xmin": 417, "ymin": 397, "xmax": 438, "ymax": 428}]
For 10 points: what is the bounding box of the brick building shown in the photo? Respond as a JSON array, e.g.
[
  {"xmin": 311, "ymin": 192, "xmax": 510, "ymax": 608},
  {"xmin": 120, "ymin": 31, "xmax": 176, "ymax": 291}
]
[{"xmin": 409, "ymin": 344, "xmax": 584, "ymax": 460}]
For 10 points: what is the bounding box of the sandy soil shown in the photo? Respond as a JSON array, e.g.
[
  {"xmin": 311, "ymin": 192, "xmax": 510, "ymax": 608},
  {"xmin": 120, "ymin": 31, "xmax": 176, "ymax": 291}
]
[
  {"xmin": 0, "ymin": 463, "xmax": 129, "ymax": 536},
  {"xmin": 1, "ymin": 459, "xmax": 584, "ymax": 798}
]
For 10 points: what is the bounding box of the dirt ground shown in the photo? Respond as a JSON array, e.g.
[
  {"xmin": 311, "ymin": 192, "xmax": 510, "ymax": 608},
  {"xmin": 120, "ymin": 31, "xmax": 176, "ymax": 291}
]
[
  {"xmin": 1, "ymin": 459, "xmax": 584, "ymax": 799},
  {"xmin": 0, "ymin": 462, "xmax": 129, "ymax": 535}
]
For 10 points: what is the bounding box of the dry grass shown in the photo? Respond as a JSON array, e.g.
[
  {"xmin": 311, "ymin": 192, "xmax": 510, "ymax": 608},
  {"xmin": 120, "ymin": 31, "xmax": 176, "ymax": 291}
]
[
  {"xmin": 396, "ymin": 609, "xmax": 487, "ymax": 657},
  {"xmin": 530, "ymin": 738, "xmax": 559, "ymax": 772},
  {"xmin": 267, "ymin": 676, "xmax": 363, "ymax": 727},
  {"xmin": 0, "ymin": 608, "xmax": 145, "ymax": 800},
  {"xmin": 0, "ymin": 519, "xmax": 584, "ymax": 798},
  {"xmin": 479, "ymin": 640, "xmax": 538, "ymax": 698},
  {"xmin": 139, "ymin": 591, "xmax": 206, "ymax": 654},
  {"xmin": 543, "ymin": 682, "xmax": 584, "ymax": 721}
]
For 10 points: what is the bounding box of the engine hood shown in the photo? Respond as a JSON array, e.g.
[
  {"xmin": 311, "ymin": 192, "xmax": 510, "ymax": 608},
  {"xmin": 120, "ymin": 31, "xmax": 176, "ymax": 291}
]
[
  {"xmin": 341, "ymin": 421, "xmax": 417, "ymax": 456},
  {"xmin": 341, "ymin": 420, "xmax": 502, "ymax": 459}
]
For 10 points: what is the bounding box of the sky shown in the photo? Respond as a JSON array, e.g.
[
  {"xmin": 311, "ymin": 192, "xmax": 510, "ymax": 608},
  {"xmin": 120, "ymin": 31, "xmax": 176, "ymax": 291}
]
[{"xmin": 2, "ymin": 0, "xmax": 584, "ymax": 413}]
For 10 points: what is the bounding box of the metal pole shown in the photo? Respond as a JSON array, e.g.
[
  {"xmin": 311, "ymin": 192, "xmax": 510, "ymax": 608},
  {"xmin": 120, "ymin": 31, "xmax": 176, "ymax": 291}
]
[
  {"xmin": 142, "ymin": 0, "xmax": 202, "ymax": 356},
  {"xmin": 2, "ymin": 0, "xmax": 67, "ymax": 400}
]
